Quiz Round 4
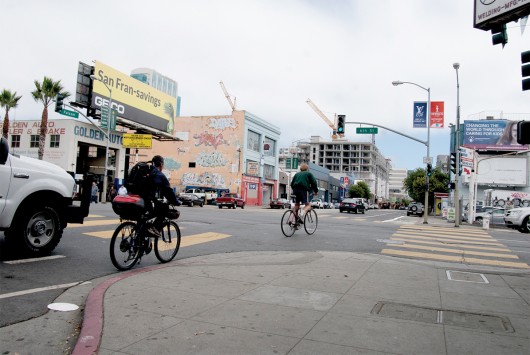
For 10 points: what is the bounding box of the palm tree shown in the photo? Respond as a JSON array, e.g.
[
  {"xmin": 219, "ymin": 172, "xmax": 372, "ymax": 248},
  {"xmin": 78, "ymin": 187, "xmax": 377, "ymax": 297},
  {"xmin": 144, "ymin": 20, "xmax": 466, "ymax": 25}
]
[
  {"xmin": 0, "ymin": 89, "xmax": 22, "ymax": 139},
  {"xmin": 31, "ymin": 77, "xmax": 70, "ymax": 160}
]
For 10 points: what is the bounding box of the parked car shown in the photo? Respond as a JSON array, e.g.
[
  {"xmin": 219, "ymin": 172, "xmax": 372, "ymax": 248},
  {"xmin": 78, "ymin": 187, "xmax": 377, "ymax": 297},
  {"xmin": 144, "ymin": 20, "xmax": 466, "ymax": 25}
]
[
  {"xmin": 178, "ymin": 193, "xmax": 204, "ymax": 207},
  {"xmin": 505, "ymin": 206, "xmax": 530, "ymax": 233},
  {"xmin": 407, "ymin": 202, "xmax": 424, "ymax": 217},
  {"xmin": 474, "ymin": 207, "xmax": 505, "ymax": 225},
  {"xmin": 311, "ymin": 198, "xmax": 324, "ymax": 209},
  {"xmin": 270, "ymin": 198, "xmax": 291, "ymax": 209},
  {"xmin": 339, "ymin": 198, "xmax": 366, "ymax": 214},
  {"xmin": 398, "ymin": 204, "xmax": 407, "ymax": 210},
  {"xmin": 216, "ymin": 193, "xmax": 245, "ymax": 209}
]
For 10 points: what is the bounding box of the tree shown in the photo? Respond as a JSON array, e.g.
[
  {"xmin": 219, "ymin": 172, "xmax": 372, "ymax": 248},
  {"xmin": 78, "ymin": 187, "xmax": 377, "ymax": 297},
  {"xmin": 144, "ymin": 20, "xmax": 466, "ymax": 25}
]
[
  {"xmin": 348, "ymin": 181, "xmax": 372, "ymax": 199},
  {"xmin": 403, "ymin": 167, "xmax": 449, "ymax": 206},
  {"xmin": 0, "ymin": 89, "xmax": 22, "ymax": 139},
  {"xmin": 31, "ymin": 77, "xmax": 69, "ymax": 160}
]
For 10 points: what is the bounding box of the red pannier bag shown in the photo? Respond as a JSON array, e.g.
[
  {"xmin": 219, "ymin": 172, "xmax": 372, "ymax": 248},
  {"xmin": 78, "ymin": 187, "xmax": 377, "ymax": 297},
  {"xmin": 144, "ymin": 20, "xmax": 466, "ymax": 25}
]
[{"xmin": 112, "ymin": 194, "xmax": 146, "ymax": 220}]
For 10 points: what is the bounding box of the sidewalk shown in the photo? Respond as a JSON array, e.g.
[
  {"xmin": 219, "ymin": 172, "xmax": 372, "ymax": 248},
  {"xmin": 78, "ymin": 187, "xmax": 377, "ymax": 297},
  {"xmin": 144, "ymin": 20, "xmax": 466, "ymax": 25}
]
[{"xmin": 3, "ymin": 249, "xmax": 528, "ymax": 355}]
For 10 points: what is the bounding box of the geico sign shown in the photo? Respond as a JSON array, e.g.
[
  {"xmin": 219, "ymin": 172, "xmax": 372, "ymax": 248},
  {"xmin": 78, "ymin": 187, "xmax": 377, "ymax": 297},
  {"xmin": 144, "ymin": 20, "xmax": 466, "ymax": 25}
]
[{"xmin": 94, "ymin": 96, "xmax": 125, "ymax": 114}]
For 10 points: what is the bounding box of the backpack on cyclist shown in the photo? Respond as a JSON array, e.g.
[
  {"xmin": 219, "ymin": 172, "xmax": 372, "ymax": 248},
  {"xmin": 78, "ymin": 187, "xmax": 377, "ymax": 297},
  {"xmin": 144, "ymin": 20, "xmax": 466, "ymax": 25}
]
[{"xmin": 125, "ymin": 162, "xmax": 155, "ymax": 197}]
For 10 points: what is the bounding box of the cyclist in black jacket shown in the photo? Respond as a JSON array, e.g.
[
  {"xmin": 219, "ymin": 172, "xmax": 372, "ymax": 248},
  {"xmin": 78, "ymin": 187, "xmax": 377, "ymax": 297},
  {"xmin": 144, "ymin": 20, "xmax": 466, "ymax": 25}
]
[{"xmin": 147, "ymin": 155, "xmax": 179, "ymax": 237}]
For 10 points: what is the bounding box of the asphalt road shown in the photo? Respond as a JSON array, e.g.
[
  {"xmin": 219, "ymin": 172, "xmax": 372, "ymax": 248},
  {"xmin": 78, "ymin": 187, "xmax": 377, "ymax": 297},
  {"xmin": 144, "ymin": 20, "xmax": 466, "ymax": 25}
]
[{"xmin": 1, "ymin": 203, "xmax": 529, "ymax": 327}]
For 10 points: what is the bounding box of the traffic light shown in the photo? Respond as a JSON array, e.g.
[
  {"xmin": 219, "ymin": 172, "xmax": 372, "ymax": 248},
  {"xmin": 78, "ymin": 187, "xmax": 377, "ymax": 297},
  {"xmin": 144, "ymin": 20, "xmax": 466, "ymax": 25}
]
[
  {"xmin": 447, "ymin": 182, "xmax": 455, "ymax": 190},
  {"xmin": 522, "ymin": 51, "xmax": 530, "ymax": 91},
  {"xmin": 491, "ymin": 24, "xmax": 508, "ymax": 47},
  {"xmin": 55, "ymin": 93, "xmax": 65, "ymax": 113},
  {"xmin": 450, "ymin": 152, "xmax": 457, "ymax": 174},
  {"xmin": 517, "ymin": 121, "xmax": 530, "ymax": 144},
  {"xmin": 337, "ymin": 115, "xmax": 345, "ymax": 134},
  {"xmin": 426, "ymin": 163, "xmax": 433, "ymax": 177}
]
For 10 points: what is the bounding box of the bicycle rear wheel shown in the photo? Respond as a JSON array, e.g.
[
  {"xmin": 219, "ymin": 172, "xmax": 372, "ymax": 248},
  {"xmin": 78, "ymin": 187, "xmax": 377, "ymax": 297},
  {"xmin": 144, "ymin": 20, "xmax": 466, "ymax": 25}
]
[
  {"xmin": 281, "ymin": 210, "xmax": 297, "ymax": 237},
  {"xmin": 304, "ymin": 209, "xmax": 318, "ymax": 235},
  {"xmin": 110, "ymin": 221, "xmax": 141, "ymax": 271},
  {"xmin": 155, "ymin": 220, "xmax": 181, "ymax": 263}
]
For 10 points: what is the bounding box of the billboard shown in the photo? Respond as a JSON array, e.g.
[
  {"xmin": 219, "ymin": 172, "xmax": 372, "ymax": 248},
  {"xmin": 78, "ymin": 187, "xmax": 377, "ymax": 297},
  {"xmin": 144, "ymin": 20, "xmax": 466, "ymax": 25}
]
[
  {"xmin": 465, "ymin": 157, "xmax": 528, "ymax": 186},
  {"xmin": 463, "ymin": 120, "xmax": 528, "ymax": 151},
  {"xmin": 413, "ymin": 101, "xmax": 444, "ymax": 128},
  {"xmin": 91, "ymin": 61, "xmax": 176, "ymax": 133},
  {"xmin": 474, "ymin": 0, "xmax": 530, "ymax": 30}
]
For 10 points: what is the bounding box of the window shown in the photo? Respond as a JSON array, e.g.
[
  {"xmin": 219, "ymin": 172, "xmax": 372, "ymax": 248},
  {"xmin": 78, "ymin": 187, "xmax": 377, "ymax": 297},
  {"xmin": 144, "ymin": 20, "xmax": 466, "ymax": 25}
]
[
  {"xmin": 30, "ymin": 135, "xmax": 39, "ymax": 148},
  {"xmin": 10, "ymin": 135, "xmax": 20, "ymax": 148},
  {"xmin": 50, "ymin": 135, "xmax": 60, "ymax": 148},
  {"xmin": 189, "ymin": 162, "xmax": 196, "ymax": 168},
  {"xmin": 247, "ymin": 130, "xmax": 260, "ymax": 152},
  {"xmin": 88, "ymin": 146, "xmax": 97, "ymax": 158},
  {"xmin": 263, "ymin": 137, "xmax": 276, "ymax": 157},
  {"xmin": 263, "ymin": 164, "xmax": 275, "ymax": 180}
]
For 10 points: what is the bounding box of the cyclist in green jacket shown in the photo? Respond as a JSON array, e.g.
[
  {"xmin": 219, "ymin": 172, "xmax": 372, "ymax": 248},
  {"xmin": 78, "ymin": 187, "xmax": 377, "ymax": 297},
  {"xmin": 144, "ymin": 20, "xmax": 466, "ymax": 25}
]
[{"xmin": 291, "ymin": 163, "xmax": 319, "ymax": 223}]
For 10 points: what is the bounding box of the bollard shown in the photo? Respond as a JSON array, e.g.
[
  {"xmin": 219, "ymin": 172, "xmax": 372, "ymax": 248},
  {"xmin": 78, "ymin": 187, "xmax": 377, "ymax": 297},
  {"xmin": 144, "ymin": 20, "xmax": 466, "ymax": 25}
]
[{"xmin": 482, "ymin": 215, "xmax": 490, "ymax": 230}]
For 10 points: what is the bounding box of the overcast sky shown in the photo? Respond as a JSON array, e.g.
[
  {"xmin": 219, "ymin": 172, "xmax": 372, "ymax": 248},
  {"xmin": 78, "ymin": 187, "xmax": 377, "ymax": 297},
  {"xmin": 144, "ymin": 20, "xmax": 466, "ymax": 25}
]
[{"xmin": 1, "ymin": 0, "xmax": 528, "ymax": 170}]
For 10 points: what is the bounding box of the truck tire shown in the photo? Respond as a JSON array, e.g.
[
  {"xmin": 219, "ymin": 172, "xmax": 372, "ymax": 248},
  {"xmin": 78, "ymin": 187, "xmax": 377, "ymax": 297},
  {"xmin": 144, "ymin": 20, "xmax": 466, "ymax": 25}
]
[
  {"xmin": 232, "ymin": 204, "xmax": 236, "ymax": 209},
  {"xmin": 241, "ymin": 203, "xmax": 245, "ymax": 209},
  {"xmin": 521, "ymin": 217, "xmax": 530, "ymax": 233},
  {"xmin": 7, "ymin": 204, "xmax": 63, "ymax": 256}
]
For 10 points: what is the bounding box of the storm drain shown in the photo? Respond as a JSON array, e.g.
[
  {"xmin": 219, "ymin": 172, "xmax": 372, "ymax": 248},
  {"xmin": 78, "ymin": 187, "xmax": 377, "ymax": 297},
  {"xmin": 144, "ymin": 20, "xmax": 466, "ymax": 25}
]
[
  {"xmin": 446, "ymin": 270, "xmax": 489, "ymax": 283},
  {"xmin": 371, "ymin": 301, "xmax": 514, "ymax": 332}
]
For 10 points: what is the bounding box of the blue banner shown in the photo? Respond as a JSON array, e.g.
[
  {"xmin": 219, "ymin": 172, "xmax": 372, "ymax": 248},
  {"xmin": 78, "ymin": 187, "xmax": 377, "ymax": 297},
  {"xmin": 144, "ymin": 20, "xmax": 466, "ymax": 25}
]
[{"xmin": 413, "ymin": 102, "xmax": 427, "ymax": 128}]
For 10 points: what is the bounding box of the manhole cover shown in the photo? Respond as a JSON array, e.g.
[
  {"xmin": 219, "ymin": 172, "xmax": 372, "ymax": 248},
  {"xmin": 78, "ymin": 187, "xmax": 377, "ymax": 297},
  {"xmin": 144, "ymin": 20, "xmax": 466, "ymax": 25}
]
[
  {"xmin": 371, "ymin": 302, "xmax": 513, "ymax": 332},
  {"xmin": 446, "ymin": 270, "xmax": 489, "ymax": 283}
]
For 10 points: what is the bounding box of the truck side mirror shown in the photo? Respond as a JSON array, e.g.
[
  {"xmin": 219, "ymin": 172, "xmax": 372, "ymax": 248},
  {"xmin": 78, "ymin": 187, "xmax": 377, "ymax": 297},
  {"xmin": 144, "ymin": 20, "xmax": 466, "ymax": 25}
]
[{"xmin": 0, "ymin": 137, "xmax": 9, "ymax": 165}]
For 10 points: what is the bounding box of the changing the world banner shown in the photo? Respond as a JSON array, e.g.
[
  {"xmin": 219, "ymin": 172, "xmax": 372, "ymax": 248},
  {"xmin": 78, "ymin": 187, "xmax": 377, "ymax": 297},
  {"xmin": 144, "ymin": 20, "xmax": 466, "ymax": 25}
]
[{"xmin": 463, "ymin": 120, "xmax": 528, "ymax": 151}]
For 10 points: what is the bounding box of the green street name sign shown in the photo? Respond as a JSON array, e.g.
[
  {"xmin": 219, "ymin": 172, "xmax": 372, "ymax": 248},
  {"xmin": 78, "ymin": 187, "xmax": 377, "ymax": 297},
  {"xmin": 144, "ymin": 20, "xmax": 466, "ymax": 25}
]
[
  {"xmin": 356, "ymin": 127, "xmax": 378, "ymax": 134},
  {"xmin": 59, "ymin": 109, "xmax": 79, "ymax": 118}
]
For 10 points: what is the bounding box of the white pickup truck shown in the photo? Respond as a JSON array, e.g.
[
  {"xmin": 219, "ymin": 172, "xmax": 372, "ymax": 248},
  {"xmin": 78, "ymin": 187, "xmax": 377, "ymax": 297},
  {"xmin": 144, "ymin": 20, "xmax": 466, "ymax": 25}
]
[{"xmin": 0, "ymin": 137, "xmax": 91, "ymax": 256}]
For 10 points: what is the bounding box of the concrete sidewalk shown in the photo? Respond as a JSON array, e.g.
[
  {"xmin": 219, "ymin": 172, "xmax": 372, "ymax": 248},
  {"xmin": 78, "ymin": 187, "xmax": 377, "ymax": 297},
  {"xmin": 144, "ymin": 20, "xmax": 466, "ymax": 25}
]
[{"xmin": 1, "ymin": 216, "xmax": 529, "ymax": 355}]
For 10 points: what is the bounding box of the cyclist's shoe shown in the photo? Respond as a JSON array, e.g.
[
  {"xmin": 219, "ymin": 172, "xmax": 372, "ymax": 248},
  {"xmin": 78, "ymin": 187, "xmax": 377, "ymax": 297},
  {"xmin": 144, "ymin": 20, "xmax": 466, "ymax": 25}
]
[
  {"xmin": 148, "ymin": 226, "xmax": 162, "ymax": 238},
  {"xmin": 296, "ymin": 216, "xmax": 303, "ymax": 224}
]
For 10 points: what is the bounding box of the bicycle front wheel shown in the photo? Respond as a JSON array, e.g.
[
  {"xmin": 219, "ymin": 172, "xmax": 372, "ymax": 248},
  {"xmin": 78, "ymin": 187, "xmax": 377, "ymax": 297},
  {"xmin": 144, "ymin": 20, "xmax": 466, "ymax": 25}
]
[
  {"xmin": 110, "ymin": 221, "xmax": 141, "ymax": 271},
  {"xmin": 155, "ymin": 220, "xmax": 181, "ymax": 263},
  {"xmin": 281, "ymin": 210, "xmax": 297, "ymax": 237},
  {"xmin": 304, "ymin": 209, "xmax": 318, "ymax": 235}
]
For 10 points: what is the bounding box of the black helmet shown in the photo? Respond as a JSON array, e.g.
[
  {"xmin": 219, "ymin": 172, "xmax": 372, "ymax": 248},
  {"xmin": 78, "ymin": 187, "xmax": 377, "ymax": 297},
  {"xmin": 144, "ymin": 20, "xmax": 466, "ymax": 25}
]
[{"xmin": 152, "ymin": 155, "xmax": 164, "ymax": 168}]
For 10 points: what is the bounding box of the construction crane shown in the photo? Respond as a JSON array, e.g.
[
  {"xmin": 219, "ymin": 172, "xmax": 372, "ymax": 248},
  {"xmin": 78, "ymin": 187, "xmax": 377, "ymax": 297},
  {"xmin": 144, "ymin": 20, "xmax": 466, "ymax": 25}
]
[
  {"xmin": 306, "ymin": 98, "xmax": 340, "ymax": 140},
  {"xmin": 219, "ymin": 81, "xmax": 237, "ymax": 111}
]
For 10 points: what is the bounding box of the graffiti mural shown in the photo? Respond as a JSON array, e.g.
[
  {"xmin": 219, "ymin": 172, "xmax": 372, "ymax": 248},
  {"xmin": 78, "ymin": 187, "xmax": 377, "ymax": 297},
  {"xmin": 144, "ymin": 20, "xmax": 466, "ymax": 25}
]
[
  {"xmin": 196, "ymin": 151, "xmax": 228, "ymax": 167},
  {"xmin": 182, "ymin": 172, "xmax": 226, "ymax": 187},
  {"xmin": 193, "ymin": 131, "xmax": 228, "ymax": 149},
  {"xmin": 164, "ymin": 157, "xmax": 181, "ymax": 171},
  {"xmin": 208, "ymin": 117, "xmax": 237, "ymax": 130}
]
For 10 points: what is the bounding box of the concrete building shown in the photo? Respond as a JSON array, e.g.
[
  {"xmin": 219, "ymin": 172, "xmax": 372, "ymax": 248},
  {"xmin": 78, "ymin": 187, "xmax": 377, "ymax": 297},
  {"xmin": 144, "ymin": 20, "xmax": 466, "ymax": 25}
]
[
  {"xmin": 388, "ymin": 168, "xmax": 409, "ymax": 202},
  {"xmin": 145, "ymin": 110, "xmax": 281, "ymax": 207}
]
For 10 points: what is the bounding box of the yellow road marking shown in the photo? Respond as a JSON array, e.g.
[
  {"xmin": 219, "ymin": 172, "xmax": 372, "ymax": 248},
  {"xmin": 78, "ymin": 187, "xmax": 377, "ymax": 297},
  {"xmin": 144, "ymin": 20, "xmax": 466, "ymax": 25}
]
[
  {"xmin": 69, "ymin": 219, "xmax": 121, "ymax": 228},
  {"xmin": 180, "ymin": 232, "xmax": 231, "ymax": 247},
  {"xmin": 385, "ymin": 242, "xmax": 518, "ymax": 259},
  {"xmin": 392, "ymin": 233, "xmax": 502, "ymax": 245},
  {"xmin": 84, "ymin": 230, "xmax": 114, "ymax": 238},
  {"xmin": 400, "ymin": 225, "xmax": 488, "ymax": 235},
  {"xmin": 87, "ymin": 214, "xmax": 106, "ymax": 218},
  {"xmin": 390, "ymin": 237, "xmax": 511, "ymax": 252},
  {"xmin": 381, "ymin": 249, "xmax": 530, "ymax": 269},
  {"xmin": 396, "ymin": 230, "xmax": 495, "ymax": 240},
  {"xmin": 400, "ymin": 227, "xmax": 489, "ymax": 236}
]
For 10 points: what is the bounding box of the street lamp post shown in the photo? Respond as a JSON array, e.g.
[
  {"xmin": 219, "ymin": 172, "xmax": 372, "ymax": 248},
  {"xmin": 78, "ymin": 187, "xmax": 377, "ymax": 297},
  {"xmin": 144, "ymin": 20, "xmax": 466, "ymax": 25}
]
[
  {"xmin": 392, "ymin": 80, "xmax": 431, "ymax": 224},
  {"xmin": 90, "ymin": 75, "xmax": 112, "ymax": 204},
  {"xmin": 453, "ymin": 63, "xmax": 461, "ymax": 227}
]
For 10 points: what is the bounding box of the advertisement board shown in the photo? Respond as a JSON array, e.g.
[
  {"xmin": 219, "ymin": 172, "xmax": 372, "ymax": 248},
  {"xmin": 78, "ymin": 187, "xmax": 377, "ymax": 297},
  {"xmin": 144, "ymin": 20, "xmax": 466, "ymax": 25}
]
[
  {"xmin": 463, "ymin": 120, "xmax": 528, "ymax": 151},
  {"xmin": 474, "ymin": 0, "xmax": 530, "ymax": 30},
  {"xmin": 475, "ymin": 157, "xmax": 528, "ymax": 186},
  {"xmin": 413, "ymin": 101, "xmax": 444, "ymax": 128},
  {"xmin": 91, "ymin": 61, "xmax": 176, "ymax": 133},
  {"xmin": 122, "ymin": 134, "xmax": 153, "ymax": 149}
]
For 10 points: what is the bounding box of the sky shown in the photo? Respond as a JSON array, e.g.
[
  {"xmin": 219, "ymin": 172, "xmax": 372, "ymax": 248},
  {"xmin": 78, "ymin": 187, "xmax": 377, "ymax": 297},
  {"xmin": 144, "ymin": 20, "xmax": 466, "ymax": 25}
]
[{"xmin": 1, "ymin": 0, "xmax": 529, "ymax": 171}]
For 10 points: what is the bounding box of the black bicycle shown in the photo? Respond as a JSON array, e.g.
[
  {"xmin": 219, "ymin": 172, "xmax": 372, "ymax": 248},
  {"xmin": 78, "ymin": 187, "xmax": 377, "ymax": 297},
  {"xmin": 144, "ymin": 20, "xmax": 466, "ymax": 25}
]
[
  {"xmin": 281, "ymin": 207, "xmax": 318, "ymax": 237},
  {"xmin": 110, "ymin": 197, "xmax": 181, "ymax": 271}
]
